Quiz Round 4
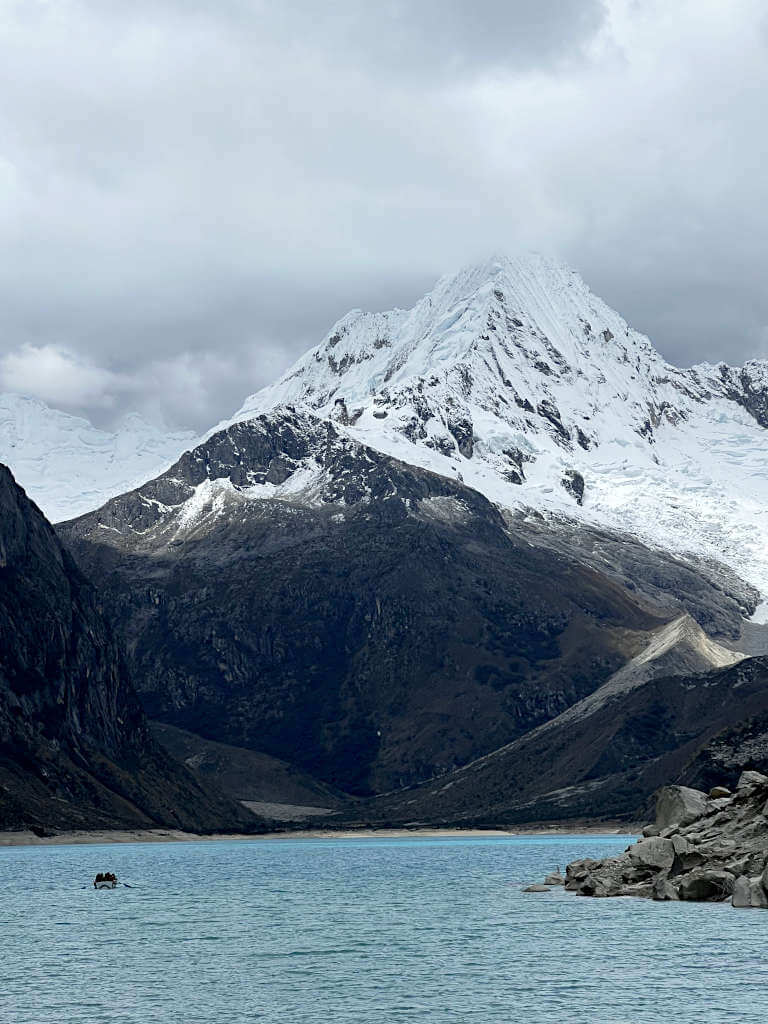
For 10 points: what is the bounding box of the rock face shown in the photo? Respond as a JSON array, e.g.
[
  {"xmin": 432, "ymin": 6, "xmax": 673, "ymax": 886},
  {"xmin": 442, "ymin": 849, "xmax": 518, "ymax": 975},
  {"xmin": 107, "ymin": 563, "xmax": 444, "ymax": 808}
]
[
  {"xmin": 0, "ymin": 464, "xmax": 256, "ymax": 833},
  {"xmin": 565, "ymin": 774, "xmax": 768, "ymax": 908},
  {"xmin": 679, "ymin": 689, "xmax": 768, "ymax": 791}
]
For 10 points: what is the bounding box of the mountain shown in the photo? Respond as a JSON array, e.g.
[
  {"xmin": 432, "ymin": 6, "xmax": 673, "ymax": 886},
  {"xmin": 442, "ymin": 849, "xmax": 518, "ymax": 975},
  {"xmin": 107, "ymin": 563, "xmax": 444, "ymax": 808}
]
[
  {"xmin": 0, "ymin": 394, "xmax": 195, "ymax": 522},
  {"xmin": 59, "ymin": 400, "xmax": 759, "ymax": 804},
  {"xmin": 53, "ymin": 253, "xmax": 768, "ymax": 822},
  {"xmin": 0, "ymin": 464, "xmax": 256, "ymax": 833},
  {"xmin": 59, "ymin": 407, "xmax": 679, "ymax": 795},
  {"xmin": 225, "ymin": 254, "xmax": 768, "ymax": 610}
]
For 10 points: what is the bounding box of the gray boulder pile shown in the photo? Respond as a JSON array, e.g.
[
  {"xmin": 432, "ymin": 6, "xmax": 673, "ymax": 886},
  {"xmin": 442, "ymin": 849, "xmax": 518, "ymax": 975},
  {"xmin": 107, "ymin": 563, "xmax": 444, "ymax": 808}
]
[{"xmin": 564, "ymin": 773, "xmax": 768, "ymax": 908}]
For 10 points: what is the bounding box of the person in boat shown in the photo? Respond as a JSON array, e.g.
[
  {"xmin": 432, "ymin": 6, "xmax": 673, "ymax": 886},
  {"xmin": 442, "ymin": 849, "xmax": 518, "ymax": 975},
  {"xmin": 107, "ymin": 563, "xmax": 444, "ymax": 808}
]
[{"xmin": 93, "ymin": 871, "xmax": 118, "ymax": 887}]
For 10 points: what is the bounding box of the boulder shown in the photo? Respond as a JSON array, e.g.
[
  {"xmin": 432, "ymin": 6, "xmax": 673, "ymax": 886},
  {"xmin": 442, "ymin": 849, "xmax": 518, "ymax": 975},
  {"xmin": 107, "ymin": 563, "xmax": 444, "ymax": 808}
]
[
  {"xmin": 697, "ymin": 839, "xmax": 737, "ymax": 859},
  {"xmin": 679, "ymin": 850, "xmax": 705, "ymax": 871},
  {"xmin": 671, "ymin": 834, "xmax": 691, "ymax": 856},
  {"xmin": 732, "ymin": 876, "xmax": 768, "ymax": 909},
  {"xmin": 737, "ymin": 771, "xmax": 768, "ymax": 791},
  {"xmin": 642, "ymin": 824, "xmax": 660, "ymax": 838},
  {"xmin": 564, "ymin": 858, "xmax": 599, "ymax": 891},
  {"xmin": 709, "ymin": 786, "xmax": 732, "ymax": 799},
  {"xmin": 578, "ymin": 873, "xmax": 622, "ymax": 898},
  {"xmin": 655, "ymin": 786, "xmax": 708, "ymax": 829},
  {"xmin": 724, "ymin": 855, "xmax": 752, "ymax": 877},
  {"xmin": 544, "ymin": 871, "xmax": 564, "ymax": 886},
  {"xmin": 678, "ymin": 870, "xmax": 735, "ymax": 902},
  {"xmin": 619, "ymin": 882, "xmax": 654, "ymax": 899},
  {"xmin": 628, "ymin": 837, "xmax": 675, "ymax": 870},
  {"xmin": 652, "ymin": 874, "xmax": 680, "ymax": 901},
  {"xmin": 706, "ymin": 809, "xmax": 732, "ymax": 826},
  {"xmin": 522, "ymin": 884, "xmax": 551, "ymax": 893}
]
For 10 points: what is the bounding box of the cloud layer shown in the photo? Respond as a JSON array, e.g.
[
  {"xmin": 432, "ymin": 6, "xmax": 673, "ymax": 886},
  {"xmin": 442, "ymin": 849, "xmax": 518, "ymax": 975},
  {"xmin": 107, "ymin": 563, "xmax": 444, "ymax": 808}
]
[{"xmin": 0, "ymin": 0, "xmax": 766, "ymax": 428}]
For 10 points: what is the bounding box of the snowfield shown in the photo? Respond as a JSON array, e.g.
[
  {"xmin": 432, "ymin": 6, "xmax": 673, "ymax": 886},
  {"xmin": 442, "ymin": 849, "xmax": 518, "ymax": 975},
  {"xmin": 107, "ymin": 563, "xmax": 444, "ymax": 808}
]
[{"xmin": 0, "ymin": 394, "xmax": 195, "ymax": 522}]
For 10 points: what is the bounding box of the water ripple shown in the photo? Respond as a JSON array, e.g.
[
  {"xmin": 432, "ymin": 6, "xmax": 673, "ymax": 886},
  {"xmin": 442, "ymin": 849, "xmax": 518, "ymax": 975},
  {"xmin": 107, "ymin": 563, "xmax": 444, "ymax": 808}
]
[{"xmin": 1, "ymin": 835, "xmax": 766, "ymax": 1023}]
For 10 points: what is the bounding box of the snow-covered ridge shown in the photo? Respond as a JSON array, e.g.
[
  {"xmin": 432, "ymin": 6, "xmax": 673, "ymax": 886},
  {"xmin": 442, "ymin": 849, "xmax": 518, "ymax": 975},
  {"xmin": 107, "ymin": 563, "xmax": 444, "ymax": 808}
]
[
  {"xmin": 222, "ymin": 253, "xmax": 768, "ymax": 598},
  {"xmin": 0, "ymin": 394, "xmax": 195, "ymax": 522}
]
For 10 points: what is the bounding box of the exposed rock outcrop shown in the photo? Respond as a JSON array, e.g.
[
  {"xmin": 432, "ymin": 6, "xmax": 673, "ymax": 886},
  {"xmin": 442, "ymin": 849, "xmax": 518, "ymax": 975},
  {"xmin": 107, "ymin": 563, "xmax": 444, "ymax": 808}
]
[
  {"xmin": 565, "ymin": 774, "xmax": 768, "ymax": 908},
  {"xmin": 561, "ymin": 469, "xmax": 585, "ymax": 505}
]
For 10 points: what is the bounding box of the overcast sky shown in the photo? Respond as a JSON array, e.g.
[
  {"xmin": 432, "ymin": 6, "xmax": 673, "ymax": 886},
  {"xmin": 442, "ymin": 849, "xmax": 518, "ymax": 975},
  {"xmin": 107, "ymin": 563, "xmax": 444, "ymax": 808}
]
[{"xmin": 0, "ymin": 0, "xmax": 766, "ymax": 430}]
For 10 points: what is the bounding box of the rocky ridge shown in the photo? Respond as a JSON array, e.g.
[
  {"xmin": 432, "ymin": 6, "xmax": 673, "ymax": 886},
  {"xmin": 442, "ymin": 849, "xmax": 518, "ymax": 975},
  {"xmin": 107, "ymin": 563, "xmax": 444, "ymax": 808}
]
[
  {"xmin": 357, "ymin": 643, "xmax": 768, "ymax": 828},
  {"xmin": 563, "ymin": 776, "xmax": 768, "ymax": 907}
]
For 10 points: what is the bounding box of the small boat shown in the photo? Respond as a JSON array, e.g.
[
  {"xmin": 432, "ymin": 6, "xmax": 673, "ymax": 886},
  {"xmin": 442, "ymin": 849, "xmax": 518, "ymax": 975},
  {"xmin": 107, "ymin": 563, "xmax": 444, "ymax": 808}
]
[{"xmin": 93, "ymin": 872, "xmax": 118, "ymax": 889}]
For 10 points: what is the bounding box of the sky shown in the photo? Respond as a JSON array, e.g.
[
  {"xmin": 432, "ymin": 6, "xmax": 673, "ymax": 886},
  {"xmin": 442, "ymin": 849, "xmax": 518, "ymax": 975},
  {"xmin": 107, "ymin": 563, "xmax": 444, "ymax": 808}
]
[{"xmin": 0, "ymin": 0, "xmax": 766, "ymax": 431}]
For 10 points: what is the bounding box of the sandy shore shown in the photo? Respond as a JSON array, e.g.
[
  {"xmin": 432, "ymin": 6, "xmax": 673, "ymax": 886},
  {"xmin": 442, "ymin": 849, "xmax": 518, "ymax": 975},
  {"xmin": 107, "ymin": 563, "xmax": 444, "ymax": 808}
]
[{"xmin": 0, "ymin": 824, "xmax": 637, "ymax": 848}]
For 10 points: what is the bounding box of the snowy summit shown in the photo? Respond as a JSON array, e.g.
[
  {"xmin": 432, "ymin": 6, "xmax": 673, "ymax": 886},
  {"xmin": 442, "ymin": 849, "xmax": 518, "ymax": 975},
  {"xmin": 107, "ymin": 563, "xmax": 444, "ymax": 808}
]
[{"xmin": 224, "ymin": 253, "xmax": 768, "ymax": 604}]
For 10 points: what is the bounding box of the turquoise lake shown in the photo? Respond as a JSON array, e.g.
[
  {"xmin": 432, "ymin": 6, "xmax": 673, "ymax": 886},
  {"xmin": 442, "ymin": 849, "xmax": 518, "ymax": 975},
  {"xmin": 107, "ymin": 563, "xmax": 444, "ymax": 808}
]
[{"xmin": 1, "ymin": 834, "xmax": 765, "ymax": 1023}]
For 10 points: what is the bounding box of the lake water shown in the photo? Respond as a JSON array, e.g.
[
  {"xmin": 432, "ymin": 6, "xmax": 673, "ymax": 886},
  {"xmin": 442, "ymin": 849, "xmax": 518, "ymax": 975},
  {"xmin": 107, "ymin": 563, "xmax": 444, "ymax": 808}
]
[{"xmin": 1, "ymin": 833, "xmax": 766, "ymax": 1023}]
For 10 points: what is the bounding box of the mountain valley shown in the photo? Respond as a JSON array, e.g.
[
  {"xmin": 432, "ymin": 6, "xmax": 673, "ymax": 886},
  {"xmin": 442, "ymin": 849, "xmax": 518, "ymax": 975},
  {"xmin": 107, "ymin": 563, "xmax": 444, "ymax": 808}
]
[{"xmin": 4, "ymin": 253, "xmax": 768, "ymax": 831}]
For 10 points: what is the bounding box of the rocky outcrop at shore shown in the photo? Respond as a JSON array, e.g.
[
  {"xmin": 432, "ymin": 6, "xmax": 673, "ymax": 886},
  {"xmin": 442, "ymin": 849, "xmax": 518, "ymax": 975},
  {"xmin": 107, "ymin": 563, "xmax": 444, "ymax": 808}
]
[{"xmin": 564, "ymin": 775, "xmax": 768, "ymax": 908}]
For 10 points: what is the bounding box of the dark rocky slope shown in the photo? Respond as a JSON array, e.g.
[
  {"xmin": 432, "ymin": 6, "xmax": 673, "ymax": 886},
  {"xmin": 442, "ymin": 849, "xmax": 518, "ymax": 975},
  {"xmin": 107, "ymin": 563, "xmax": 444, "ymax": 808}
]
[
  {"xmin": 151, "ymin": 721, "xmax": 349, "ymax": 811},
  {"xmin": 359, "ymin": 642, "xmax": 768, "ymax": 827},
  {"xmin": 0, "ymin": 465, "xmax": 256, "ymax": 833},
  {"xmin": 681, "ymin": 704, "xmax": 768, "ymax": 792},
  {"xmin": 564, "ymin": 774, "xmax": 768, "ymax": 908},
  {"xmin": 502, "ymin": 511, "xmax": 759, "ymax": 642},
  {"xmin": 59, "ymin": 409, "xmax": 668, "ymax": 797}
]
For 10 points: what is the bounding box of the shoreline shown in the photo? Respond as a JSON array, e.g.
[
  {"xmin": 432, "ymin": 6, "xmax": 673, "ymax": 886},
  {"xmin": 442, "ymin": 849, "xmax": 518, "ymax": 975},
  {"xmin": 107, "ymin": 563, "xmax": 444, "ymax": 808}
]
[{"xmin": 0, "ymin": 823, "xmax": 638, "ymax": 848}]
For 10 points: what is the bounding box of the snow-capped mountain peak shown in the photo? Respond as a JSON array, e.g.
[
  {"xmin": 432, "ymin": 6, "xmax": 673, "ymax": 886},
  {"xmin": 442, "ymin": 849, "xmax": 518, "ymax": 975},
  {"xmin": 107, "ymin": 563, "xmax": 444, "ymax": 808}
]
[
  {"xmin": 229, "ymin": 252, "xmax": 689, "ymax": 445},
  {"xmin": 223, "ymin": 253, "xmax": 768, "ymax": 601},
  {"xmin": 4, "ymin": 253, "xmax": 768, "ymax": 605}
]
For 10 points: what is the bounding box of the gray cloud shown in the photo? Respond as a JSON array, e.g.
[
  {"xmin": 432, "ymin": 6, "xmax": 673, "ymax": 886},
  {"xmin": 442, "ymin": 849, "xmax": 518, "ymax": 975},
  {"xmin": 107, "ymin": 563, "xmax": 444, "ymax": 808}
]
[{"xmin": 0, "ymin": 0, "xmax": 766, "ymax": 430}]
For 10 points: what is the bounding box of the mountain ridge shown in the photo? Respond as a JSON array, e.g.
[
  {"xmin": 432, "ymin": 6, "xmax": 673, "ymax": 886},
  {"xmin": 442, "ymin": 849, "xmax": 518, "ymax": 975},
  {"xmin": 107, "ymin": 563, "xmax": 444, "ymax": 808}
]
[{"xmin": 4, "ymin": 253, "xmax": 768, "ymax": 605}]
